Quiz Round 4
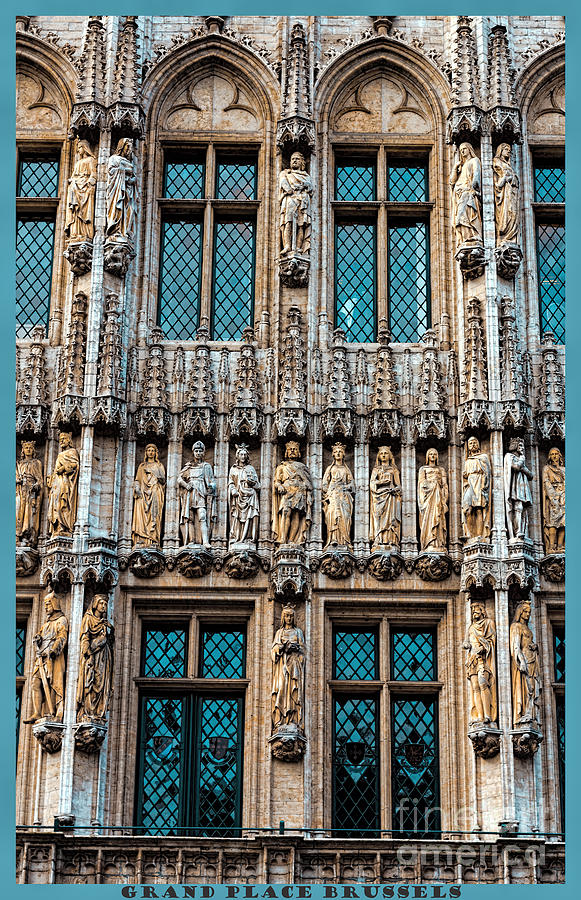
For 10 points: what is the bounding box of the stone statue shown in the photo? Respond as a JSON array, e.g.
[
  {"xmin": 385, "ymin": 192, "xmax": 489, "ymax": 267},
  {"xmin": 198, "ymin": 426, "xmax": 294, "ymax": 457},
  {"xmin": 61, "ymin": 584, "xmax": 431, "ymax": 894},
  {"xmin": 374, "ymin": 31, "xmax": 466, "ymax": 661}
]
[
  {"xmin": 24, "ymin": 591, "xmax": 68, "ymax": 723},
  {"xmin": 279, "ymin": 151, "xmax": 313, "ymax": 255},
  {"xmin": 16, "ymin": 440, "xmax": 43, "ymax": 547},
  {"xmin": 504, "ymin": 437, "xmax": 533, "ymax": 541},
  {"xmin": 271, "ymin": 605, "xmax": 306, "ymax": 732},
  {"xmin": 463, "ymin": 602, "xmax": 497, "ymax": 726},
  {"xmin": 542, "ymin": 447, "xmax": 565, "ymax": 554},
  {"xmin": 106, "ymin": 138, "xmax": 137, "ymax": 243},
  {"xmin": 449, "ymin": 142, "xmax": 483, "ymax": 246},
  {"xmin": 132, "ymin": 444, "xmax": 166, "ymax": 547},
  {"xmin": 322, "ymin": 443, "xmax": 354, "ymax": 548},
  {"xmin": 64, "ymin": 139, "xmax": 97, "ymax": 242},
  {"xmin": 462, "ymin": 436, "xmax": 491, "ymax": 544},
  {"xmin": 272, "ymin": 441, "xmax": 313, "ymax": 546},
  {"xmin": 492, "ymin": 143, "xmax": 519, "ymax": 245},
  {"xmin": 77, "ymin": 594, "xmax": 115, "ymax": 722},
  {"xmin": 510, "ymin": 599, "xmax": 542, "ymax": 727},
  {"xmin": 369, "ymin": 446, "xmax": 401, "ymax": 550},
  {"xmin": 417, "ymin": 448, "xmax": 448, "ymax": 552},
  {"xmin": 228, "ymin": 443, "xmax": 260, "ymax": 549},
  {"xmin": 47, "ymin": 431, "xmax": 80, "ymax": 537},
  {"xmin": 178, "ymin": 441, "xmax": 216, "ymax": 548}
]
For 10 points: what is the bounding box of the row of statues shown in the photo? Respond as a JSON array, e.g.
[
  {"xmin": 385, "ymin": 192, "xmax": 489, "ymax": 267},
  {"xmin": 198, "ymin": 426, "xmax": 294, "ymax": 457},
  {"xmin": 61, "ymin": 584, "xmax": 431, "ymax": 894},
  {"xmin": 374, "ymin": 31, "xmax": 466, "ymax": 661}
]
[
  {"xmin": 17, "ymin": 437, "xmax": 565, "ymax": 556},
  {"xmin": 450, "ymin": 142, "xmax": 519, "ymax": 248}
]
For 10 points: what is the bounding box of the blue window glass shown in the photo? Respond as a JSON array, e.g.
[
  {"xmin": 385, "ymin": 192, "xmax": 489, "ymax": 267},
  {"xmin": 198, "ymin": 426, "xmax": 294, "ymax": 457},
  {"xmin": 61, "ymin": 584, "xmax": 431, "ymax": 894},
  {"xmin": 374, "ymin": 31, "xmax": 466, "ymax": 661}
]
[
  {"xmin": 197, "ymin": 697, "xmax": 243, "ymax": 835},
  {"xmin": 388, "ymin": 165, "xmax": 427, "ymax": 202},
  {"xmin": 216, "ymin": 161, "xmax": 256, "ymax": 200},
  {"xmin": 554, "ymin": 628, "xmax": 565, "ymax": 683},
  {"xmin": 201, "ymin": 629, "xmax": 245, "ymax": 679},
  {"xmin": 17, "ymin": 156, "xmax": 59, "ymax": 197},
  {"xmin": 388, "ymin": 222, "xmax": 429, "ymax": 342},
  {"xmin": 537, "ymin": 223, "xmax": 565, "ymax": 343},
  {"xmin": 392, "ymin": 696, "xmax": 439, "ymax": 836},
  {"xmin": 335, "ymin": 222, "xmax": 376, "ymax": 342},
  {"xmin": 16, "ymin": 625, "xmax": 26, "ymax": 677},
  {"xmin": 336, "ymin": 163, "xmax": 376, "ymax": 201},
  {"xmin": 142, "ymin": 627, "xmax": 187, "ymax": 678},
  {"xmin": 138, "ymin": 696, "xmax": 185, "ymax": 832},
  {"xmin": 212, "ymin": 220, "xmax": 255, "ymax": 340},
  {"xmin": 16, "ymin": 217, "xmax": 55, "ymax": 339},
  {"xmin": 392, "ymin": 630, "xmax": 436, "ymax": 681},
  {"xmin": 158, "ymin": 219, "xmax": 202, "ymax": 340},
  {"xmin": 556, "ymin": 695, "xmax": 565, "ymax": 828},
  {"xmin": 534, "ymin": 165, "xmax": 565, "ymax": 203},
  {"xmin": 164, "ymin": 159, "xmax": 205, "ymax": 199},
  {"xmin": 333, "ymin": 696, "xmax": 379, "ymax": 836},
  {"xmin": 334, "ymin": 630, "xmax": 377, "ymax": 680}
]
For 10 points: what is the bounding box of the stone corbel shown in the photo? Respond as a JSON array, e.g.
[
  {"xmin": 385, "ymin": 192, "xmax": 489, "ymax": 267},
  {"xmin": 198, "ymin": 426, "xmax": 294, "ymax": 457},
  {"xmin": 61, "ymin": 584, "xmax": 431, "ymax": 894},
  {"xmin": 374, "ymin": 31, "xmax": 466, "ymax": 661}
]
[
  {"xmin": 63, "ymin": 240, "xmax": 93, "ymax": 275},
  {"xmin": 16, "ymin": 545, "xmax": 40, "ymax": 577},
  {"xmin": 127, "ymin": 546, "xmax": 165, "ymax": 578},
  {"xmin": 269, "ymin": 724, "xmax": 307, "ymax": 761},
  {"xmin": 278, "ymin": 252, "xmax": 310, "ymax": 288},
  {"xmin": 415, "ymin": 552, "xmax": 453, "ymax": 582},
  {"xmin": 511, "ymin": 727, "xmax": 543, "ymax": 758},
  {"xmin": 32, "ymin": 720, "xmax": 66, "ymax": 754},
  {"xmin": 175, "ymin": 547, "xmax": 213, "ymax": 578},
  {"xmin": 539, "ymin": 553, "xmax": 565, "ymax": 584},
  {"xmin": 368, "ymin": 550, "xmax": 404, "ymax": 581},
  {"xmin": 495, "ymin": 242, "xmax": 523, "ymax": 279},
  {"xmin": 468, "ymin": 725, "xmax": 501, "ymax": 759},
  {"xmin": 103, "ymin": 239, "xmax": 135, "ymax": 277},
  {"xmin": 270, "ymin": 546, "xmax": 311, "ymax": 598},
  {"xmin": 74, "ymin": 719, "xmax": 107, "ymax": 753},
  {"xmin": 224, "ymin": 550, "xmax": 260, "ymax": 580},
  {"xmin": 320, "ymin": 548, "xmax": 356, "ymax": 579},
  {"xmin": 455, "ymin": 243, "xmax": 487, "ymax": 280}
]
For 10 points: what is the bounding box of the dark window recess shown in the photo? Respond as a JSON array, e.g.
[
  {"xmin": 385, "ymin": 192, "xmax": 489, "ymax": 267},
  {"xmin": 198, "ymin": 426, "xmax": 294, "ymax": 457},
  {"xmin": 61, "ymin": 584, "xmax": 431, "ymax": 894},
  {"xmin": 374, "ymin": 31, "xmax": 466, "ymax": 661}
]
[
  {"xmin": 391, "ymin": 696, "xmax": 440, "ymax": 837},
  {"xmin": 200, "ymin": 629, "xmax": 246, "ymax": 679},
  {"xmin": 554, "ymin": 628, "xmax": 565, "ymax": 683},
  {"xmin": 137, "ymin": 695, "xmax": 186, "ymax": 832},
  {"xmin": 556, "ymin": 695, "xmax": 565, "ymax": 829},
  {"xmin": 16, "ymin": 217, "xmax": 55, "ymax": 339},
  {"xmin": 333, "ymin": 696, "xmax": 379, "ymax": 836},
  {"xmin": 17, "ymin": 156, "xmax": 59, "ymax": 197},
  {"xmin": 534, "ymin": 164, "xmax": 565, "ymax": 203},
  {"xmin": 142, "ymin": 627, "xmax": 187, "ymax": 678},
  {"xmin": 158, "ymin": 219, "xmax": 202, "ymax": 340},
  {"xmin": 388, "ymin": 222, "xmax": 429, "ymax": 342},
  {"xmin": 537, "ymin": 223, "xmax": 565, "ymax": 343},
  {"xmin": 335, "ymin": 163, "xmax": 376, "ymax": 202},
  {"xmin": 335, "ymin": 222, "xmax": 376, "ymax": 342},
  {"xmin": 216, "ymin": 161, "xmax": 257, "ymax": 200},
  {"xmin": 163, "ymin": 159, "xmax": 205, "ymax": 199},
  {"xmin": 16, "ymin": 624, "xmax": 26, "ymax": 677},
  {"xmin": 334, "ymin": 630, "xmax": 378, "ymax": 681},
  {"xmin": 391, "ymin": 630, "xmax": 436, "ymax": 682},
  {"xmin": 196, "ymin": 696, "xmax": 242, "ymax": 836},
  {"xmin": 212, "ymin": 220, "xmax": 255, "ymax": 340},
  {"xmin": 388, "ymin": 165, "xmax": 427, "ymax": 202}
]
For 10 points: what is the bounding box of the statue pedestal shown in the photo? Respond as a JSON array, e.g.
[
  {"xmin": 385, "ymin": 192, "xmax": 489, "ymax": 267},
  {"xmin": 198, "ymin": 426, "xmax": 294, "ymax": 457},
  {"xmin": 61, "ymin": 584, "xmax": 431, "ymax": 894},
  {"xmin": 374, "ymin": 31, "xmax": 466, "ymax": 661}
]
[
  {"xmin": 495, "ymin": 242, "xmax": 522, "ymax": 279},
  {"xmin": 511, "ymin": 725, "xmax": 543, "ymax": 758},
  {"xmin": 455, "ymin": 242, "xmax": 486, "ymax": 279},
  {"xmin": 128, "ymin": 546, "xmax": 165, "ymax": 578},
  {"xmin": 468, "ymin": 724, "xmax": 501, "ymax": 759},
  {"xmin": 224, "ymin": 548, "xmax": 260, "ymax": 579},
  {"xmin": 32, "ymin": 719, "xmax": 65, "ymax": 754},
  {"xmin": 368, "ymin": 549, "xmax": 403, "ymax": 581},
  {"xmin": 539, "ymin": 553, "xmax": 565, "ymax": 584},
  {"xmin": 64, "ymin": 240, "xmax": 93, "ymax": 275},
  {"xmin": 415, "ymin": 552, "xmax": 453, "ymax": 582},
  {"xmin": 103, "ymin": 239, "xmax": 135, "ymax": 277},
  {"xmin": 16, "ymin": 544, "xmax": 40, "ymax": 577},
  {"xmin": 278, "ymin": 251, "xmax": 310, "ymax": 288},
  {"xmin": 74, "ymin": 719, "xmax": 107, "ymax": 754},
  {"xmin": 320, "ymin": 546, "xmax": 355, "ymax": 579},
  {"xmin": 175, "ymin": 546, "xmax": 213, "ymax": 578},
  {"xmin": 269, "ymin": 724, "xmax": 306, "ymax": 761}
]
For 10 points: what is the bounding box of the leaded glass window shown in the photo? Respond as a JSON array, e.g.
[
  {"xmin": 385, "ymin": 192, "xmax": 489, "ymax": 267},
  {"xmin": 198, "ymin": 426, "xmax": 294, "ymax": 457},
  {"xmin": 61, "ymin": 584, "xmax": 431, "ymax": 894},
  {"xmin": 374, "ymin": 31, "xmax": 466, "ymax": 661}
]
[
  {"xmin": 17, "ymin": 155, "xmax": 59, "ymax": 197},
  {"xmin": 335, "ymin": 222, "xmax": 376, "ymax": 342},
  {"xmin": 534, "ymin": 164, "xmax": 565, "ymax": 203},
  {"xmin": 391, "ymin": 697, "xmax": 439, "ymax": 836},
  {"xmin": 164, "ymin": 158, "xmax": 205, "ymax": 199},
  {"xmin": 158, "ymin": 219, "xmax": 202, "ymax": 340},
  {"xmin": 16, "ymin": 624, "xmax": 26, "ymax": 677},
  {"xmin": 537, "ymin": 223, "xmax": 565, "ymax": 343},
  {"xmin": 336, "ymin": 162, "xmax": 376, "ymax": 201},
  {"xmin": 196, "ymin": 696, "xmax": 243, "ymax": 835},
  {"xmin": 16, "ymin": 217, "xmax": 55, "ymax": 339},
  {"xmin": 391, "ymin": 630, "xmax": 436, "ymax": 681},
  {"xmin": 216, "ymin": 160, "xmax": 256, "ymax": 200},
  {"xmin": 200, "ymin": 629, "xmax": 245, "ymax": 679},
  {"xmin": 388, "ymin": 222, "xmax": 430, "ymax": 342},
  {"xmin": 334, "ymin": 629, "xmax": 377, "ymax": 680},
  {"xmin": 138, "ymin": 696, "xmax": 186, "ymax": 832},
  {"xmin": 554, "ymin": 628, "xmax": 565, "ymax": 683},
  {"xmin": 142, "ymin": 626, "xmax": 187, "ymax": 678},
  {"xmin": 333, "ymin": 696, "xmax": 379, "ymax": 836},
  {"xmin": 388, "ymin": 164, "xmax": 427, "ymax": 202},
  {"xmin": 556, "ymin": 695, "xmax": 565, "ymax": 828},
  {"xmin": 212, "ymin": 220, "xmax": 255, "ymax": 341}
]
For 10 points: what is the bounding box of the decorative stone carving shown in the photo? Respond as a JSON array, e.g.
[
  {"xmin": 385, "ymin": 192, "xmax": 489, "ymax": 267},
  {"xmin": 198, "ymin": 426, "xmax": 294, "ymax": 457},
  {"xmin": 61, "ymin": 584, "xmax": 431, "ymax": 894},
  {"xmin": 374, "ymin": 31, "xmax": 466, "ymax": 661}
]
[
  {"xmin": 468, "ymin": 728, "xmax": 501, "ymax": 759},
  {"xmin": 47, "ymin": 431, "xmax": 80, "ymax": 537},
  {"xmin": 32, "ymin": 720, "xmax": 66, "ymax": 754},
  {"xmin": 270, "ymin": 546, "xmax": 310, "ymax": 597},
  {"xmin": 463, "ymin": 602, "xmax": 497, "ymax": 727},
  {"xmin": 320, "ymin": 549, "xmax": 355, "ymax": 579},
  {"xmin": 418, "ymin": 448, "xmax": 448, "ymax": 552},
  {"xmin": 538, "ymin": 332, "xmax": 564, "ymax": 441},
  {"xmin": 539, "ymin": 553, "xmax": 565, "ymax": 584},
  {"xmin": 322, "ymin": 443, "xmax": 354, "ymax": 548},
  {"xmin": 76, "ymin": 594, "xmax": 114, "ymax": 723},
  {"xmin": 462, "ymin": 436, "xmax": 491, "ymax": 544},
  {"xmin": 104, "ymin": 138, "xmax": 137, "ymax": 276},
  {"xmin": 228, "ymin": 443, "xmax": 260, "ymax": 550},
  {"xmin": 24, "ymin": 591, "xmax": 68, "ymax": 725},
  {"xmin": 270, "ymin": 605, "xmax": 306, "ymax": 761},
  {"xmin": 128, "ymin": 547, "xmax": 165, "ymax": 578},
  {"xmin": 415, "ymin": 331, "xmax": 447, "ymax": 439},
  {"xmin": 17, "ymin": 324, "xmax": 49, "ymax": 437},
  {"xmin": 179, "ymin": 441, "xmax": 216, "ymax": 549},
  {"xmin": 69, "ymin": 17, "xmax": 106, "ymax": 141},
  {"xmin": 276, "ymin": 307, "xmax": 308, "ymax": 436},
  {"xmin": 16, "ymin": 545, "xmax": 40, "ymax": 577},
  {"xmin": 447, "ymin": 16, "xmax": 484, "ymax": 143},
  {"xmin": 276, "ymin": 23, "xmax": 315, "ymax": 154},
  {"xmin": 175, "ymin": 547, "xmax": 213, "ymax": 578},
  {"xmin": 542, "ymin": 447, "xmax": 565, "ymax": 554},
  {"xmin": 512, "ymin": 730, "xmax": 543, "ymax": 759},
  {"xmin": 272, "ymin": 441, "xmax": 313, "ymax": 546},
  {"xmin": 136, "ymin": 327, "xmax": 170, "ymax": 436},
  {"xmin": 63, "ymin": 292, "xmax": 88, "ymax": 399},
  {"xmin": 63, "ymin": 139, "xmax": 97, "ymax": 273},
  {"xmin": 368, "ymin": 550, "xmax": 403, "ymax": 581},
  {"xmin": 108, "ymin": 16, "xmax": 145, "ymax": 139},
  {"xmin": 450, "ymin": 143, "xmax": 483, "ymax": 248},
  {"xmin": 322, "ymin": 329, "xmax": 354, "ymax": 438},
  {"xmin": 495, "ymin": 242, "xmax": 523, "ymax": 280},
  {"xmin": 132, "ymin": 444, "xmax": 165, "ymax": 547},
  {"xmin": 504, "ymin": 438, "xmax": 533, "ymax": 542},
  {"xmin": 228, "ymin": 329, "xmax": 262, "ymax": 437},
  {"xmin": 486, "ymin": 25, "xmax": 521, "ymax": 141},
  {"xmin": 278, "ymin": 151, "xmax": 312, "ymax": 286},
  {"xmin": 510, "ymin": 599, "xmax": 542, "ymax": 730},
  {"xmin": 74, "ymin": 721, "xmax": 107, "ymax": 754},
  {"xmin": 369, "ymin": 446, "xmax": 401, "ymax": 551},
  {"xmin": 224, "ymin": 550, "xmax": 260, "ymax": 580},
  {"xmin": 16, "ymin": 440, "xmax": 43, "ymax": 547},
  {"xmin": 415, "ymin": 553, "xmax": 453, "ymax": 582}
]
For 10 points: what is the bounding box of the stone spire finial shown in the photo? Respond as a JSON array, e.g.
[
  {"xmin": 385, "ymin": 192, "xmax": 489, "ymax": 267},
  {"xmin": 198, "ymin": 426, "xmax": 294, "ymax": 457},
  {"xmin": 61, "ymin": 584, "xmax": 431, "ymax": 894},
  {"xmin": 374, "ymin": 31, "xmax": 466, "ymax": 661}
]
[
  {"xmin": 499, "ymin": 297, "xmax": 522, "ymax": 401},
  {"xmin": 108, "ymin": 16, "xmax": 144, "ymax": 138},
  {"xmin": 276, "ymin": 21, "xmax": 315, "ymax": 152},
  {"xmin": 69, "ymin": 16, "xmax": 106, "ymax": 138},
  {"xmin": 372, "ymin": 323, "xmax": 397, "ymax": 410},
  {"xmin": 233, "ymin": 328, "xmax": 260, "ymax": 407},
  {"xmin": 63, "ymin": 293, "xmax": 88, "ymax": 396},
  {"xmin": 279, "ymin": 306, "xmax": 307, "ymax": 408},
  {"xmin": 485, "ymin": 24, "xmax": 521, "ymax": 141},
  {"xmin": 418, "ymin": 330, "xmax": 445, "ymax": 410},
  {"xmin": 539, "ymin": 333, "xmax": 564, "ymax": 414},
  {"xmin": 463, "ymin": 298, "xmax": 488, "ymax": 401},
  {"xmin": 142, "ymin": 326, "xmax": 168, "ymax": 408},
  {"xmin": 326, "ymin": 329, "xmax": 352, "ymax": 408},
  {"xmin": 453, "ymin": 17, "xmax": 480, "ymax": 107},
  {"xmin": 96, "ymin": 293, "xmax": 123, "ymax": 397}
]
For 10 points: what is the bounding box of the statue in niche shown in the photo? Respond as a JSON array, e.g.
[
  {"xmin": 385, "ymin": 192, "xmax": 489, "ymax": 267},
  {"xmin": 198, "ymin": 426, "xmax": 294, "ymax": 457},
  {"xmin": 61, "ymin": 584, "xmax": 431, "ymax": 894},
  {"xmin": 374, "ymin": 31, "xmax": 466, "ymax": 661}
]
[
  {"xmin": 463, "ymin": 602, "xmax": 497, "ymax": 726},
  {"xmin": 417, "ymin": 448, "xmax": 448, "ymax": 552},
  {"xmin": 46, "ymin": 431, "xmax": 80, "ymax": 537},
  {"xmin": 542, "ymin": 447, "xmax": 565, "ymax": 554},
  {"xmin": 504, "ymin": 437, "xmax": 533, "ymax": 541},
  {"xmin": 461, "ymin": 436, "xmax": 491, "ymax": 544},
  {"xmin": 279, "ymin": 151, "xmax": 313, "ymax": 255},
  {"xmin": 322, "ymin": 443, "xmax": 354, "ymax": 548},
  {"xmin": 369, "ymin": 446, "xmax": 401, "ymax": 551},
  {"xmin": 449, "ymin": 142, "xmax": 483, "ymax": 246},
  {"xmin": 271, "ymin": 604, "xmax": 306, "ymax": 733},
  {"xmin": 510, "ymin": 599, "xmax": 542, "ymax": 728},
  {"xmin": 16, "ymin": 440, "xmax": 43, "ymax": 547},
  {"xmin": 272, "ymin": 441, "xmax": 313, "ymax": 546},
  {"xmin": 106, "ymin": 138, "xmax": 137, "ymax": 243},
  {"xmin": 64, "ymin": 139, "xmax": 97, "ymax": 242},
  {"xmin": 77, "ymin": 593, "xmax": 115, "ymax": 722},
  {"xmin": 228, "ymin": 443, "xmax": 260, "ymax": 549},
  {"xmin": 24, "ymin": 591, "xmax": 68, "ymax": 724},
  {"xmin": 178, "ymin": 440, "xmax": 216, "ymax": 548},
  {"xmin": 132, "ymin": 444, "xmax": 166, "ymax": 547},
  {"xmin": 492, "ymin": 143, "xmax": 520, "ymax": 245}
]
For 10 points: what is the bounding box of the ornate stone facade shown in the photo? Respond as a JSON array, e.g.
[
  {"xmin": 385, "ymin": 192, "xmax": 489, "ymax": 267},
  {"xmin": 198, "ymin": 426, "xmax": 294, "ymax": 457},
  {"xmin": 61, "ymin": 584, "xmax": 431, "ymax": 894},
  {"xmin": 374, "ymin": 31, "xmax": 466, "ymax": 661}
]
[{"xmin": 16, "ymin": 15, "xmax": 565, "ymax": 885}]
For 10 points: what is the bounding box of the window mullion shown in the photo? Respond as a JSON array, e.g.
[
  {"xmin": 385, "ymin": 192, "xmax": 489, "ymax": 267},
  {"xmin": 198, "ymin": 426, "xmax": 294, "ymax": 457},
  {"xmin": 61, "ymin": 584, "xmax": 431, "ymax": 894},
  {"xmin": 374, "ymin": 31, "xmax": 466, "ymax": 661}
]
[
  {"xmin": 200, "ymin": 201, "xmax": 213, "ymax": 326},
  {"xmin": 377, "ymin": 203, "xmax": 388, "ymax": 326}
]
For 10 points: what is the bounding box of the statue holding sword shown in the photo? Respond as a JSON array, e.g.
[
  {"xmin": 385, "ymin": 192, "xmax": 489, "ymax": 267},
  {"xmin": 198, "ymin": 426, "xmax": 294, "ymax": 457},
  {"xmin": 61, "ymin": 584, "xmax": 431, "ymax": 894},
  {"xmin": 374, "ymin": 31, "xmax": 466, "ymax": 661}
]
[{"xmin": 24, "ymin": 591, "xmax": 69, "ymax": 724}]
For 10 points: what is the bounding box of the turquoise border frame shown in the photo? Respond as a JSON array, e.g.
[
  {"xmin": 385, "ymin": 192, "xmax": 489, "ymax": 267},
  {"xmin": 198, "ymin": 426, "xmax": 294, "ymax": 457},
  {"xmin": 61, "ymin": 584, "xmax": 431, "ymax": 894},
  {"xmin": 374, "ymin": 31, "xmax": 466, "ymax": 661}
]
[{"xmin": 2, "ymin": 3, "xmax": 577, "ymax": 897}]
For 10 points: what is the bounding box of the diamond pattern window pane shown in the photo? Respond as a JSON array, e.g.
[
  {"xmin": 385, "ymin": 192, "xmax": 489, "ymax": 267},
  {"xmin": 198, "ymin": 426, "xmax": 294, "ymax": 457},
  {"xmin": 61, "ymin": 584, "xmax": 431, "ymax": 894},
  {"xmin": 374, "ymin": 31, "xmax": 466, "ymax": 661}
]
[
  {"xmin": 336, "ymin": 164, "xmax": 375, "ymax": 201},
  {"xmin": 334, "ymin": 630, "xmax": 377, "ymax": 680},
  {"xmin": 16, "ymin": 625, "xmax": 26, "ymax": 677},
  {"xmin": 16, "ymin": 217, "xmax": 54, "ymax": 339},
  {"xmin": 201, "ymin": 630, "xmax": 245, "ymax": 679},
  {"xmin": 18, "ymin": 157, "xmax": 59, "ymax": 197},
  {"xmin": 537, "ymin": 224, "xmax": 565, "ymax": 343},
  {"xmin": 138, "ymin": 696, "xmax": 185, "ymax": 833},
  {"xmin": 197, "ymin": 697, "xmax": 242, "ymax": 835},
  {"xmin": 16, "ymin": 690, "xmax": 22, "ymax": 747},
  {"xmin": 333, "ymin": 696, "xmax": 379, "ymax": 836},
  {"xmin": 554, "ymin": 628, "xmax": 565, "ymax": 683},
  {"xmin": 142, "ymin": 628, "xmax": 187, "ymax": 678},
  {"xmin": 164, "ymin": 160, "xmax": 205, "ymax": 198},
  {"xmin": 335, "ymin": 223, "xmax": 376, "ymax": 342},
  {"xmin": 212, "ymin": 221, "xmax": 254, "ymax": 340},
  {"xmin": 388, "ymin": 222, "xmax": 429, "ymax": 343},
  {"xmin": 158, "ymin": 219, "xmax": 202, "ymax": 340},
  {"xmin": 534, "ymin": 165, "xmax": 565, "ymax": 203},
  {"xmin": 217, "ymin": 161, "xmax": 256, "ymax": 200},
  {"xmin": 392, "ymin": 697, "xmax": 439, "ymax": 837},
  {"xmin": 556, "ymin": 695, "xmax": 565, "ymax": 828},
  {"xmin": 392, "ymin": 631, "xmax": 435, "ymax": 681},
  {"xmin": 388, "ymin": 166, "xmax": 427, "ymax": 202}
]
